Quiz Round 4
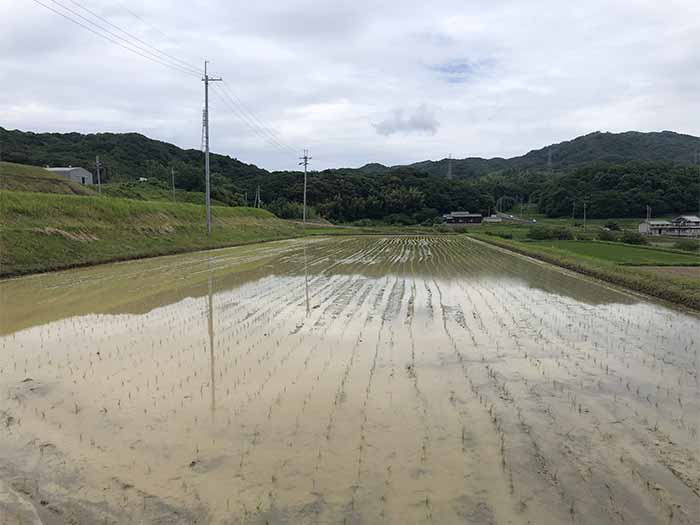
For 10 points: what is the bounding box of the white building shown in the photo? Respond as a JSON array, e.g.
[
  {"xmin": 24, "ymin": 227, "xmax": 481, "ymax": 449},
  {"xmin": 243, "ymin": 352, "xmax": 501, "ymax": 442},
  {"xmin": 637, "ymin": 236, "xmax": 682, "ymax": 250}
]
[
  {"xmin": 639, "ymin": 216, "xmax": 700, "ymax": 237},
  {"xmin": 45, "ymin": 166, "xmax": 93, "ymax": 185}
]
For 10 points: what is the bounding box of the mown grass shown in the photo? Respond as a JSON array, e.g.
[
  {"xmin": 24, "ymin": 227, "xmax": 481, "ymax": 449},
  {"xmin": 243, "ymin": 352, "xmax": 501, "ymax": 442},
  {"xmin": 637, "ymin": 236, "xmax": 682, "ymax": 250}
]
[
  {"xmin": 528, "ymin": 240, "xmax": 700, "ymax": 266},
  {"xmin": 101, "ymin": 180, "xmax": 227, "ymax": 206},
  {"xmin": 468, "ymin": 233, "xmax": 700, "ymax": 311},
  {"xmin": 0, "ymin": 191, "xmax": 303, "ymax": 276},
  {"xmin": 0, "ymin": 161, "xmax": 96, "ymax": 195}
]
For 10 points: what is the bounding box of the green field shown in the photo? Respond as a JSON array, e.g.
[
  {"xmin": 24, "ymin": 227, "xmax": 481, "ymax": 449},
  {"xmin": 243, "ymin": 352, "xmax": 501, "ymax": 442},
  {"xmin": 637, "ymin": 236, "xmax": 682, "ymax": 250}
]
[
  {"xmin": 469, "ymin": 233, "xmax": 700, "ymax": 310},
  {"xmin": 530, "ymin": 240, "xmax": 699, "ymax": 266}
]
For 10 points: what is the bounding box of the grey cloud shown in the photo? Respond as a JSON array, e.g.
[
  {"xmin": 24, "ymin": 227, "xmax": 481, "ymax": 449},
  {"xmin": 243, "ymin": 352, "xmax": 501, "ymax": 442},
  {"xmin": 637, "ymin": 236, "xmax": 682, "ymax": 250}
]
[
  {"xmin": 1, "ymin": 0, "xmax": 699, "ymax": 170},
  {"xmin": 373, "ymin": 105, "xmax": 439, "ymax": 136}
]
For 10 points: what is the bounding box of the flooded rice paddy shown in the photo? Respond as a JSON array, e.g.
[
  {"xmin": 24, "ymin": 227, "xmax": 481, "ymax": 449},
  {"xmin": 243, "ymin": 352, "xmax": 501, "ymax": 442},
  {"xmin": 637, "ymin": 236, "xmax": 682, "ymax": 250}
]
[{"xmin": 0, "ymin": 236, "xmax": 698, "ymax": 524}]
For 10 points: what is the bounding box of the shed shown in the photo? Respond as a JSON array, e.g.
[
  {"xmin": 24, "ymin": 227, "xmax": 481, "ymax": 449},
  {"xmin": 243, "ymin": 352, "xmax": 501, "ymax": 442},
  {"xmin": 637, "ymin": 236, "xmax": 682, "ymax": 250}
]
[
  {"xmin": 45, "ymin": 166, "xmax": 93, "ymax": 185},
  {"xmin": 443, "ymin": 211, "xmax": 483, "ymax": 224}
]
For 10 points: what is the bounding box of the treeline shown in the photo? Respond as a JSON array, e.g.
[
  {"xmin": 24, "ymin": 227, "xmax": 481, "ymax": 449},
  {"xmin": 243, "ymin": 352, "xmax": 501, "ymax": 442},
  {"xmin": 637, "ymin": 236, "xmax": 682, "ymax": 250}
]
[
  {"xmin": 537, "ymin": 162, "xmax": 700, "ymax": 218},
  {"xmin": 248, "ymin": 168, "xmax": 493, "ymax": 224}
]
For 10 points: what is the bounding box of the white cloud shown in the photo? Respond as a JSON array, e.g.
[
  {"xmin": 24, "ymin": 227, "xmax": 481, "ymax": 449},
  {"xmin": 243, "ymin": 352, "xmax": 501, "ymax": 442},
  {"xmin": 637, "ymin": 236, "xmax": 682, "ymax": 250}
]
[{"xmin": 0, "ymin": 0, "xmax": 698, "ymax": 170}]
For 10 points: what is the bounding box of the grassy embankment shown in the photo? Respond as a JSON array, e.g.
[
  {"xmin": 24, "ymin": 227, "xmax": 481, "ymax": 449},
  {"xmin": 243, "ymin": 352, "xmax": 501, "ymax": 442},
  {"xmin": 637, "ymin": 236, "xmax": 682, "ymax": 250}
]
[
  {"xmin": 469, "ymin": 225, "xmax": 700, "ymax": 310},
  {"xmin": 0, "ymin": 161, "xmax": 96, "ymax": 195},
  {"xmin": 0, "ymin": 190, "xmax": 308, "ymax": 276},
  {"xmin": 0, "ymin": 190, "xmax": 439, "ymax": 277}
]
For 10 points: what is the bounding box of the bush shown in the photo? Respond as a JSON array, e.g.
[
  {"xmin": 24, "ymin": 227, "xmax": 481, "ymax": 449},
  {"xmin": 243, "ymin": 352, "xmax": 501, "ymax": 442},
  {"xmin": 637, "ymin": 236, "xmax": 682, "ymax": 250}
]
[
  {"xmin": 434, "ymin": 224, "xmax": 450, "ymax": 233},
  {"xmin": 527, "ymin": 225, "xmax": 574, "ymax": 240},
  {"xmin": 598, "ymin": 230, "xmax": 618, "ymax": 242},
  {"xmin": 621, "ymin": 231, "xmax": 648, "ymax": 245},
  {"xmin": 605, "ymin": 221, "xmax": 621, "ymax": 231},
  {"xmin": 673, "ymin": 239, "xmax": 700, "ymax": 253}
]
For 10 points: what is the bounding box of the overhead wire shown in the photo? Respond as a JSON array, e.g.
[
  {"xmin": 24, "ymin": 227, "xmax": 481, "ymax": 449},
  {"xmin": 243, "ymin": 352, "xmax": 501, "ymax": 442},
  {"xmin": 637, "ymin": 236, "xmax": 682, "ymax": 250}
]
[
  {"xmin": 218, "ymin": 81, "xmax": 298, "ymax": 154},
  {"xmin": 211, "ymin": 87, "xmax": 297, "ymax": 156},
  {"xmin": 65, "ymin": 0, "xmax": 203, "ymax": 75},
  {"xmin": 30, "ymin": 0, "xmax": 201, "ymax": 78},
  {"xmin": 31, "ymin": 0, "xmax": 303, "ymax": 161}
]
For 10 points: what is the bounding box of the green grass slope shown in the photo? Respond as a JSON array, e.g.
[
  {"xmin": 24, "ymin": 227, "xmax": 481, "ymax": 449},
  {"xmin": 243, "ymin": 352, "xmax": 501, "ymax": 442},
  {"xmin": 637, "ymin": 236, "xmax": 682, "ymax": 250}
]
[
  {"xmin": 0, "ymin": 161, "xmax": 96, "ymax": 195},
  {"xmin": 101, "ymin": 180, "xmax": 226, "ymax": 206},
  {"xmin": 0, "ymin": 191, "xmax": 303, "ymax": 276}
]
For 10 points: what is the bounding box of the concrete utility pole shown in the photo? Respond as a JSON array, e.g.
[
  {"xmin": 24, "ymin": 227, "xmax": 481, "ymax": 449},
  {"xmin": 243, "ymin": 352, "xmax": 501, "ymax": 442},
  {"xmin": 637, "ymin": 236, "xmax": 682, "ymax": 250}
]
[
  {"xmin": 171, "ymin": 167, "xmax": 176, "ymax": 202},
  {"xmin": 646, "ymin": 205, "xmax": 651, "ymax": 221},
  {"xmin": 299, "ymin": 149, "xmax": 312, "ymax": 224},
  {"xmin": 94, "ymin": 156, "xmax": 102, "ymax": 193},
  {"xmin": 583, "ymin": 201, "xmax": 588, "ymax": 231},
  {"xmin": 202, "ymin": 61, "xmax": 222, "ymax": 236}
]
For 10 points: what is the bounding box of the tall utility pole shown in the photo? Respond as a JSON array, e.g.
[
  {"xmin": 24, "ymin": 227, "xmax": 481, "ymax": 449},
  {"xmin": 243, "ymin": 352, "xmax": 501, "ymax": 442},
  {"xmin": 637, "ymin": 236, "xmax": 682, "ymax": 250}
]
[
  {"xmin": 171, "ymin": 167, "xmax": 176, "ymax": 202},
  {"xmin": 299, "ymin": 149, "xmax": 312, "ymax": 224},
  {"xmin": 202, "ymin": 61, "xmax": 222, "ymax": 236},
  {"xmin": 646, "ymin": 205, "xmax": 651, "ymax": 221},
  {"xmin": 583, "ymin": 201, "xmax": 588, "ymax": 230},
  {"xmin": 446, "ymin": 154, "xmax": 453, "ymax": 180},
  {"xmin": 94, "ymin": 156, "xmax": 102, "ymax": 193}
]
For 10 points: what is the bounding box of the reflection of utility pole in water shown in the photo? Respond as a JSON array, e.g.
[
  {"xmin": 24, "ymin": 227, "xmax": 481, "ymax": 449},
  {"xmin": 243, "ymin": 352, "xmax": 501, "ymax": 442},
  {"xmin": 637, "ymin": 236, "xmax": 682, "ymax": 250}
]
[
  {"xmin": 304, "ymin": 241, "xmax": 310, "ymax": 315},
  {"xmin": 207, "ymin": 266, "xmax": 216, "ymax": 418}
]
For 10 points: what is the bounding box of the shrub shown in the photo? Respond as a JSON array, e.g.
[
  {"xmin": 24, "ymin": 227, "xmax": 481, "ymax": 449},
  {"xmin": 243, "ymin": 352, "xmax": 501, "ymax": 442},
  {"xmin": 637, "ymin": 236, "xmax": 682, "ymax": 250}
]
[
  {"xmin": 434, "ymin": 224, "xmax": 450, "ymax": 233},
  {"xmin": 598, "ymin": 230, "xmax": 618, "ymax": 242},
  {"xmin": 497, "ymin": 232, "xmax": 513, "ymax": 239},
  {"xmin": 621, "ymin": 231, "xmax": 648, "ymax": 245},
  {"xmin": 605, "ymin": 221, "xmax": 621, "ymax": 231},
  {"xmin": 528, "ymin": 225, "xmax": 574, "ymax": 240},
  {"xmin": 673, "ymin": 239, "xmax": 700, "ymax": 253}
]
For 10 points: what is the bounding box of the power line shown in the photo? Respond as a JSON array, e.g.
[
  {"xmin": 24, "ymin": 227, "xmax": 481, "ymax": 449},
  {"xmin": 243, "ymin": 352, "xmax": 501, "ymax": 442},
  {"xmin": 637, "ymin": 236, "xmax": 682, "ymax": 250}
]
[
  {"xmin": 30, "ymin": 0, "xmax": 200, "ymax": 78},
  {"xmin": 65, "ymin": 0, "xmax": 202, "ymax": 75},
  {"xmin": 46, "ymin": 0, "xmax": 201, "ymax": 75},
  {"xmin": 219, "ymin": 81, "xmax": 296, "ymax": 153},
  {"xmin": 211, "ymin": 86, "xmax": 297, "ymax": 155},
  {"xmin": 215, "ymin": 82, "xmax": 297, "ymax": 154}
]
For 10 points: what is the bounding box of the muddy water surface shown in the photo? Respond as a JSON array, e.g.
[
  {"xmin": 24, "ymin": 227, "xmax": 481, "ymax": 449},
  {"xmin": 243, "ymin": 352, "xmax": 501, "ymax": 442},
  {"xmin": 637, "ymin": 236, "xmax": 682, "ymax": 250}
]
[{"xmin": 1, "ymin": 236, "xmax": 698, "ymax": 524}]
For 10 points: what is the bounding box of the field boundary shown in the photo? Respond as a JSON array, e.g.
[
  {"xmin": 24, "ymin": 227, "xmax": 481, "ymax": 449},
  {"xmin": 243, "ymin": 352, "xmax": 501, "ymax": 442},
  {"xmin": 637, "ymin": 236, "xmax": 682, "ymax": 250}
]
[{"xmin": 467, "ymin": 234, "xmax": 700, "ymax": 312}]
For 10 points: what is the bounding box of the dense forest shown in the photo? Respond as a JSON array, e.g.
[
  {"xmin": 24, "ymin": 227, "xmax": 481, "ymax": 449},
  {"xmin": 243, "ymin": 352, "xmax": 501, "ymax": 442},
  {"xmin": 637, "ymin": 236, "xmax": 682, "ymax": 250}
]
[{"xmin": 2, "ymin": 127, "xmax": 698, "ymax": 222}]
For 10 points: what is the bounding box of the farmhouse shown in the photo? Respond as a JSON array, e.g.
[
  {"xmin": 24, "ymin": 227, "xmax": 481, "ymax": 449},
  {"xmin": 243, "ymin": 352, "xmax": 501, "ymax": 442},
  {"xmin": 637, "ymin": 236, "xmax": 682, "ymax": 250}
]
[
  {"xmin": 443, "ymin": 211, "xmax": 483, "ymax": 224},
  {"xmin": 639, "ymin": 215, "xmax": 700, "ymax": 237},
  {"xmin": 45, "ymin": 166, "xmax": 93, "ymax": 185}
]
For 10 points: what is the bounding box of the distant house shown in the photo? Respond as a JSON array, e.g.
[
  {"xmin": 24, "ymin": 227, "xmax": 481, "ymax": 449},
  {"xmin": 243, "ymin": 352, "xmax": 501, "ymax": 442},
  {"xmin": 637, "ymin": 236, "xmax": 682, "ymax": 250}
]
[
  {"xmin": 443, "ymin": 211, "xmax": 483, "ymax": 224},
  {"xmin": 639, "ymin": 215, "xmax": 700, "ymax": 237},
  {"xmin": 45, "ymin": 166, "xmax": 93, "ymax": 185}
]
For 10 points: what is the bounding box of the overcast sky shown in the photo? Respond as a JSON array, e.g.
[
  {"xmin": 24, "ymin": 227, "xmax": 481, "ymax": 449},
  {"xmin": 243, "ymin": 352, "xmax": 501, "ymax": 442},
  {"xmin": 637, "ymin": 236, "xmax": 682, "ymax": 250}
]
[{"xmin": 1, "ymin": 0, "xmax": 699, "ymax": 170}]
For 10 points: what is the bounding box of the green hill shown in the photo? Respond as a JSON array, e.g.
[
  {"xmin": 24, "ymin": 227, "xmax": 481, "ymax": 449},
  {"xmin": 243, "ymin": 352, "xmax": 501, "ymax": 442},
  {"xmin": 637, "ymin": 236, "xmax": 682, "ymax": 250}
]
[
  {"xmin": 404, "ymin": 131, "xmax": 700, "ymax": 179},
  {"xmin": 0, "ymin": 161, "xmax": 96, "ymax": 195}
]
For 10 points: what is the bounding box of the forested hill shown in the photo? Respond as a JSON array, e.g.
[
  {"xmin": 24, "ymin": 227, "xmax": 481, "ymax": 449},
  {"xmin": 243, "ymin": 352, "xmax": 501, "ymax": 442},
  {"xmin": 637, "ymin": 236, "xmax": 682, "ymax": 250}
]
[
  {"xmin": 2, "ymin": 127, "xmax": 698, "ymax": 223},
  {"xmin": 0, "ymin": 127, "xmax": 266, "ymax": 190},
  {"xmin": 402, "ymin": 131, "xmax": 700, "ymax": 179}
]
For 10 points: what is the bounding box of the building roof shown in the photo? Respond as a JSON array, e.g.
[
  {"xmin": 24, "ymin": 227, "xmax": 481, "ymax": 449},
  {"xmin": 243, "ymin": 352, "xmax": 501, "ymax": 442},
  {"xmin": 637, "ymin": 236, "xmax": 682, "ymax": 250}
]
[
  {"xmin": 445, "ymin": 211, "xmax": 482, "ymax": 217},
  {"xmin": 644, "ymin": 220, "xmax": 671, "ymax": 225},
  {"xmin": 45, "ymin": 166, "xmax": 89, "ymax": 173},
  {"xmin": 673, "ymin": 215, "xmax": 700, "ymax": 223}
]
